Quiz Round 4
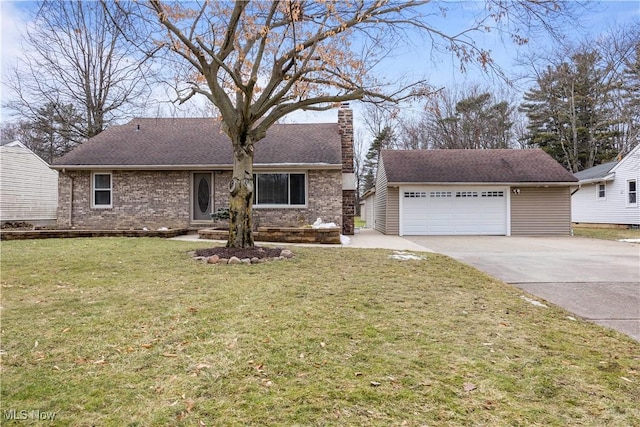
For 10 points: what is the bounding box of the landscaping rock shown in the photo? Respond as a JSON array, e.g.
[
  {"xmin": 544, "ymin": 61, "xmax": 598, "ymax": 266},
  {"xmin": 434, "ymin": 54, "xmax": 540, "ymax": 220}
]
[
  {"xmin": 228, "ymin": 256, "xmax": 242, "ymax": 265},
  {"xmin": 280, "ymin": 249, "xmax": 294, "ymax": 259},
  {"xmin": 207, "ymin": 255, "xmax": 220, "ymax": 264}
]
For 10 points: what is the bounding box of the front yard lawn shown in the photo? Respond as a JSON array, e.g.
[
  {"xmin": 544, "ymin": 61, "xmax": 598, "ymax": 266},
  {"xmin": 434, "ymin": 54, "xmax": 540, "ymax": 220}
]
[{"xmin": 1, "ymin": 238, "xmax": 638, "ymax": 426}]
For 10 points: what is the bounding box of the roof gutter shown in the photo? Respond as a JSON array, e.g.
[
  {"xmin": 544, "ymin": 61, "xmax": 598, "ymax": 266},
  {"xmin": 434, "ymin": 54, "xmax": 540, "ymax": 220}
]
[
  {"xmin": 51, "ymin": 163, "xmax": 342, "ymax": 171},
  {"xmin": 386, "ymin": 181, "xmax": 579, "ymax": 187},
  {"xmin": 574, "ymin": 174, "xmax": 615, "ymax": 185}
]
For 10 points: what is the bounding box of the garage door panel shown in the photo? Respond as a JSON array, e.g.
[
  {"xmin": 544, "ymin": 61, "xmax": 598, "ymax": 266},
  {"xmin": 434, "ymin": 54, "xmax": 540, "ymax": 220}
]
[{"xmin": 401, "ymin": 187, "xmax": 507, "ymax": 236}]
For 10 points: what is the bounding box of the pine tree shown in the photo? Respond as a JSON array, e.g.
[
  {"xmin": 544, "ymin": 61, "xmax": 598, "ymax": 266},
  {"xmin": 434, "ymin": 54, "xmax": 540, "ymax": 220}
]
[
  {"xmin": 520, "ymin": 50, "xmax": 620, "ymax": 172},
  {"xmin": 362, "ymin": 127, "xmax": 395, "ymax": 192}
]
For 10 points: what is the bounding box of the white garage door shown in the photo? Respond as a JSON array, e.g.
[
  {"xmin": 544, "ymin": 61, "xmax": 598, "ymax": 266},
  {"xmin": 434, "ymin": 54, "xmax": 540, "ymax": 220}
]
[{"xmin": 401, "ymin": 187, "xmax": 508, "ymax": 235}]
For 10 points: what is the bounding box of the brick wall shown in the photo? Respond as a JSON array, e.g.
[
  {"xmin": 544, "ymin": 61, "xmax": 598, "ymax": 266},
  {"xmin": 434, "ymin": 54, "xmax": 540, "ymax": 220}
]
[
  {"xmin": 58, "ymin": 169, "xmax": 342, "ymax": 230},
  {"xmin": 58, "ymin": 170, "xmax": 191, "ymax": 230},
  {"xmin": 253, "ymin": 169, "xmax": 342, "ymax": 228},
  {"xmin": 338, "ymin": 105, "xmax": 355, "ymax": 235}
]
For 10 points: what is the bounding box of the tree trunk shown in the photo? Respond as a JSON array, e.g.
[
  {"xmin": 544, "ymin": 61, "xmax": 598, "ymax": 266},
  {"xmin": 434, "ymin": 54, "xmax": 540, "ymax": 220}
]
[{"xmin": 227, "ymin": 143, "xmax": 255, "ymax": 248}]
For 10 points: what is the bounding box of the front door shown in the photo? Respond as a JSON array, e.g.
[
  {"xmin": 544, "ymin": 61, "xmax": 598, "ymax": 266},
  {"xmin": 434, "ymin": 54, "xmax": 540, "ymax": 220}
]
[{"xmin": 193, "ymin": 173, "xmax": 212, "ymax": 221}]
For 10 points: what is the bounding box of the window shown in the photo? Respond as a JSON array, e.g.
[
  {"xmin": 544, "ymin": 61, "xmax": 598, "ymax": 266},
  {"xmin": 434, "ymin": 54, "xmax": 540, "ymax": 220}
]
[
  {"xmin": 456, "ymin": 191, "xmax": 478, "ymax": 198},
  {"xmin": 404, "ymin": 191, "xmax": 427, "ymax": 198},
  {"xmin": 430, "ymin": 191, "xmax": 452, "ymax": 198},
  {"xmin": 254, "ymin": 173, "xmax": 306, "ymax": 206},
  {"xmin": 481, "ymin": 191, "xmax": 504, "ymax": 198},
  {"xmin": 597, "ymin": 183, "xmax": 606, "ymax": 200},
  {"xmin": 92, "ymin": 172, "xmax": 112, "ymax": 208},
  {"xmin": 628, "ymin": 180, "xmax": 637, "ymax": 206}
]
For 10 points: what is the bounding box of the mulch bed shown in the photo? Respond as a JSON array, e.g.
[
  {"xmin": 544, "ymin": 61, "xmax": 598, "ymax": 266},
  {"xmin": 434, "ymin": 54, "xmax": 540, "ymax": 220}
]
[{"xmin": 194, "ymin": 246, "xmax": 284, "ymax": 260}]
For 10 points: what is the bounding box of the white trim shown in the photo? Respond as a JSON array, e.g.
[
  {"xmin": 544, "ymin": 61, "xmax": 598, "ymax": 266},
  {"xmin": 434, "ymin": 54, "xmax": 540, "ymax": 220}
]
[
  {"xmin": 91, "ymin": 171, "xmax": 112, "ymax": 209},
  {"xmin": 627, "ymin": 179, "xmax": 637, "ymax": 207},
  {"xmin": 387, "ymin": 181, "xmax": 577, "ymax": 187},
  {"xmin": 596, "ymin": 182, "xmax": 606, "ymax": 201}
]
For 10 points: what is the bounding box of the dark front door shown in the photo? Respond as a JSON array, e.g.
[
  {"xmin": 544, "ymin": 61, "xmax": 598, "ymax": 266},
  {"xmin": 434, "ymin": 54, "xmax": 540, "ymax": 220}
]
[{"xmin": 193, "ymin": 173, "xmax": 212, "ymax": 221}]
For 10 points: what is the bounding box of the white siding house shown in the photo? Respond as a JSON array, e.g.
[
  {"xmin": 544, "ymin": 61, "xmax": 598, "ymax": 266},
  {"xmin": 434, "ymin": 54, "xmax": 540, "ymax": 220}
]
[
  {"xmin": 0, "ymin": 141, "xmax": 58, "ymax": 225},
  {"xmin": 572, "ymin": 144, "xmax": 640, "ymax": 226}
]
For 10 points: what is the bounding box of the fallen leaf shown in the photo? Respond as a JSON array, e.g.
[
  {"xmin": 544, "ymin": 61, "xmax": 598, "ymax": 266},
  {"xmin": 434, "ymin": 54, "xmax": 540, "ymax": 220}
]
[
  {"xmin": 463, "ymin": 382, "xmax": 477, "ymax": 392},
  {"xmin": 62, "ymin": 328, "xmax": 71, "ymax": 333},
  {"xmin": 185, "ymin": 398, "xmax": 195, "ymax": 413},
  {"xmin": 354, "ymin": 372, "xmax": 362, "ymax": 377},
  {"xmin": 141, "ymin": 343, "xmax": 153, "ymax": 349},
  {"xmin": 370, "ymin": 381, "xmax": 381, "ymax": 387},
  {"xmin": 320, "ymin": 342, "xmax": 326, "ymax": 348},
  {"xmin": 162, "ymin": 353, "xmax": 178, "ymax": 358}
]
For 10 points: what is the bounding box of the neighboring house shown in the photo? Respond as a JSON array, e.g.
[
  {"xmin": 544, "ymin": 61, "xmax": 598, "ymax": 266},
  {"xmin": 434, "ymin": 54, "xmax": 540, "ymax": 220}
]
[
  {"xmin": 0, "ymin": 140, "xmax": 59, "ymax": 226},
  {"xmin": 50, "ymin": 107, "xmax": 356, "ymax": 234},
  {"xmin": 360, "ymin": 188, "xmax": 375, "ymax": 228},
  {"xmin": 571, "ymin": 144, "xmax": 640, "ymax": 226},
  {"xmin": 374, "ymin": 149, "xmax": 578, "ymax": 236}
]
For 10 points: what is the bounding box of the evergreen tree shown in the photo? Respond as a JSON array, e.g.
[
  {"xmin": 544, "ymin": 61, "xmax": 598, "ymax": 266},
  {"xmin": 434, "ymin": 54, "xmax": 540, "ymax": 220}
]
[
  {"xmin": 520, "ymin": 50, "xmax": 620, "ymax": 172},
  {"xmin": 23, "ymin": 102, "xmax": 83, "ymax": 163},
  {"xmin": 362, "ymin": 127, "xmax": 395, "ymax": 192}
]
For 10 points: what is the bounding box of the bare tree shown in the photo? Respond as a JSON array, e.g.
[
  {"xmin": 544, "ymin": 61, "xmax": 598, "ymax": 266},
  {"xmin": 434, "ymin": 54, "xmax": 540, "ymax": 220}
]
[
  {"xmin": 398, "ymin": 86, "xmax": 516, "ymax": 149},
  {"xmin": 3, "ymin": 1, "xmax": 152, "ymax": 140},
  {"xmin": 109, "ymin": 0, "xmax": 581, "ymax": 247}
]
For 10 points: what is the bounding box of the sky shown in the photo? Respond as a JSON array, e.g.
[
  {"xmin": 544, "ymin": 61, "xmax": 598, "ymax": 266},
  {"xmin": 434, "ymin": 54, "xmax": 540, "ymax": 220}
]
[{"xmin": 0, "ymin": 0, "xmax": 639, "ymax": 126}]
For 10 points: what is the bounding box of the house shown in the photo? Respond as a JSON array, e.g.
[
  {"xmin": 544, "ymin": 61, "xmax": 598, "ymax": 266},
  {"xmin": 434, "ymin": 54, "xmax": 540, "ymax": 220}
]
[
  {"xmin": 51, "ymin": 107, "xmax": 356, "ymax": 234},
  {"xmin": 0, "ymin": 140, "xmax": 59, "ymax": 226},
  {"xmin": 373, "ymin": 149, "xmax": 578, "ymax": 236},
  {"xmin": 360, "ymin": 187, "xmax": 375, "ymax": 228},
  {"xmin": 571, "ymin": 144, "xmax": 640, "ymax": 226}
]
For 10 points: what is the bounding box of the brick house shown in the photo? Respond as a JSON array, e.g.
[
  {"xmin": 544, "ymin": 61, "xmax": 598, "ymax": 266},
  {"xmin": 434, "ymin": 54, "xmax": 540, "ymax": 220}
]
[{"xmin": 51, "ymin": 107, "xmax": 356, "ymax": 235}]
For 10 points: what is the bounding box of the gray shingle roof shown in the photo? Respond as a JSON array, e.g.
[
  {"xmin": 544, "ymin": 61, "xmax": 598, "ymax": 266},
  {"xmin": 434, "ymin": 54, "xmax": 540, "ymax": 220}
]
[
  {"xmin": 381, "ymin": 149, "xmax": 577, "ymax": 183},
  {"xmin": 573, "ymin": 161, "xmax": 617, "ymax": 181},
  {"xmin": 52, "ymin": 118, "xmax": 341, "ymax": 168}
]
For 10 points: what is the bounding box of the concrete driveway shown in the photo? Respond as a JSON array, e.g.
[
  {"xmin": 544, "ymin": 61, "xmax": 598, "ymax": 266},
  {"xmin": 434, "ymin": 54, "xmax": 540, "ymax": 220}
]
[{"xmin": 404, "ymin": 236, "xmax": 640, "ymax": 341}]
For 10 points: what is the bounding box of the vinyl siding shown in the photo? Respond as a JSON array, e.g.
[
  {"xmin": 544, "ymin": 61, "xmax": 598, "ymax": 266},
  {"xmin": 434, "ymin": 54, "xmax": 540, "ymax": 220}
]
[
  {"xmin": 374, "ymin": 158, "xmax": 388, "ymax": 233},
  {"xmin": 386, "ymin": 187, "xmax": 400, "ymax": 235},
  {"xmin": 0, "ymin": 146, "xmax": 58, "ymax": 223},
  {"xmin": 571, "ymin": 148, "xmax": 640, "ymax": 225},
  {"xmin": 511, "ymin": 187, "xmax": 571, "ymax": 235}
]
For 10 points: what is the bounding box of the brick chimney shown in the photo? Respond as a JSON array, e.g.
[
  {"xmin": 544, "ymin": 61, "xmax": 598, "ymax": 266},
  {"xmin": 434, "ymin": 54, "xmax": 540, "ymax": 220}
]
[{"xmin": 338, "ymin": 103, "xmax": 355, "ymax": 235}]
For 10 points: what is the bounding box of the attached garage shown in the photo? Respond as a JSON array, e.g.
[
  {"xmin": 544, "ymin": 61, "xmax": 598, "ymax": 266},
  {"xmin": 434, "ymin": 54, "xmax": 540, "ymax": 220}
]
[{"xmin": 374, "ymin": 149, "xmax": 577, "ymax": 236}]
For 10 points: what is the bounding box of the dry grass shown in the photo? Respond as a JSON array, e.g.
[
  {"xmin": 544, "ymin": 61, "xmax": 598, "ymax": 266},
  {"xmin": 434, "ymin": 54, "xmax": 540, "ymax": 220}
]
[
  {"xmin": 573, "ymin": 226, "xmax": 640, "ymax": 241},
  {"xmin": 1, "ymin": 237, "xmax": 639, "ymax": 426}
]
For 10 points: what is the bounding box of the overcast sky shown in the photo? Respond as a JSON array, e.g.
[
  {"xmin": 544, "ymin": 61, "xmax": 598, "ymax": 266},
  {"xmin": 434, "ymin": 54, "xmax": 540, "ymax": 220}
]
[{"xmin": 1, "ymin": 0, "xmax": 638, "ymax": 125}]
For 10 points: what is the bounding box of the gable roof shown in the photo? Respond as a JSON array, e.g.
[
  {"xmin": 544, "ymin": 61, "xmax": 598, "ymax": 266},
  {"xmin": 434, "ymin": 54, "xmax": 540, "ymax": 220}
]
[
  {"xmin": 52, "ymin": 118, "xmax": 341, "ymax": 169},
  {"xmin": 573, "ymin": 161, "xmax": 617, "ymax": 182},
  {"xmin": 573, "ymin": 144, "xmax": 640, "ymax": 183},
  {"xmin": 380, "ymin": 149, "xmax": 577, "ymax": 184}
]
